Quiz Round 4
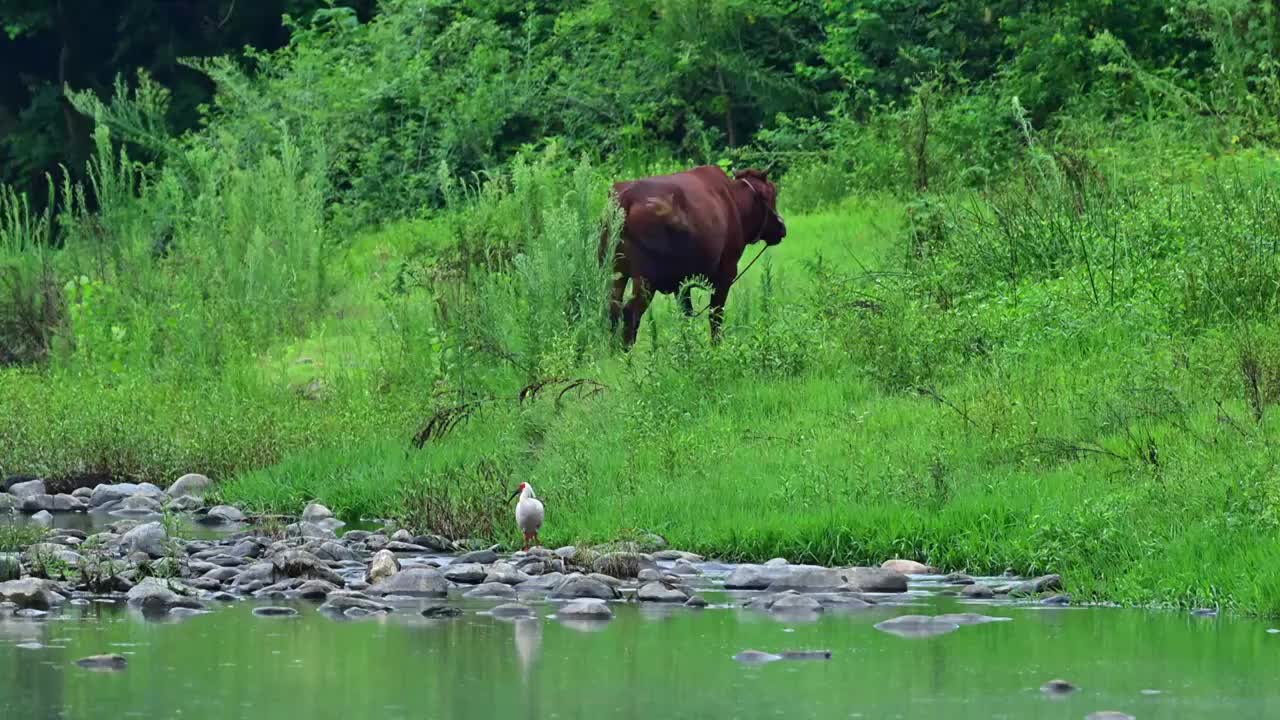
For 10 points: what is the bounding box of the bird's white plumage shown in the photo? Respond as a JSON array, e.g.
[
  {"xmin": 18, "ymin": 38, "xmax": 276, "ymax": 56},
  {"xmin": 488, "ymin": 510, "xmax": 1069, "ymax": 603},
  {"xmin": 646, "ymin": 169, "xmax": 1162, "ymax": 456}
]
[{"xmin": 515, "ymin": 483, "xmax": 544, "ymax": 536}]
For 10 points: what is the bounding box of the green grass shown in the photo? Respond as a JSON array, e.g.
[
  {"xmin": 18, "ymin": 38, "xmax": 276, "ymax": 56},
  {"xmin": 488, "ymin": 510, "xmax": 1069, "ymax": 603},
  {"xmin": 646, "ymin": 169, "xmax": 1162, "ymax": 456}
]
[{"xmin": 5, "ymin": 137, "xmax": 1280, "ymax": 617}]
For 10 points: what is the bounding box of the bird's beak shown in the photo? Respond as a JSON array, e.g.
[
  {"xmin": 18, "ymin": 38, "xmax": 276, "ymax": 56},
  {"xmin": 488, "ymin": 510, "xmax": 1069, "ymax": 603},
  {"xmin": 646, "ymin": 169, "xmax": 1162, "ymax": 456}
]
[{"xmin": 508, "ymin": 488, "xmax": 521, "ymax": 502}]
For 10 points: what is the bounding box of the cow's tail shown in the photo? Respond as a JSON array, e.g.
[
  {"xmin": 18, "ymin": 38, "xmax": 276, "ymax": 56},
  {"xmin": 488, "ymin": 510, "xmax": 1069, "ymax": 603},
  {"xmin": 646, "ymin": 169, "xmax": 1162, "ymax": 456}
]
[{"xmin": 598, "ymin": 188, "xmax": 627, "ymax": 268}]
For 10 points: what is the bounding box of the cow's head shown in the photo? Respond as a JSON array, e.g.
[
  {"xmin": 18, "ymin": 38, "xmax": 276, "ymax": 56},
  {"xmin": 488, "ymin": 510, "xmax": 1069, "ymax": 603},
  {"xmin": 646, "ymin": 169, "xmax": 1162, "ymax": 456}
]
[{"xmin": 735, "ymin": 169, "xmax": 786, "ymax": 246}]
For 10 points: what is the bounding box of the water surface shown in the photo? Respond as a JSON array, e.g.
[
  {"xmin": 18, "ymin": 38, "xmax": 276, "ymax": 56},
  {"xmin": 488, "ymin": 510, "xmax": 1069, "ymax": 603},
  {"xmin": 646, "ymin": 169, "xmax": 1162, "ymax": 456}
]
[{"xmin": 3, "ymin": 584, "xmax": 1277, "ymax": 719}]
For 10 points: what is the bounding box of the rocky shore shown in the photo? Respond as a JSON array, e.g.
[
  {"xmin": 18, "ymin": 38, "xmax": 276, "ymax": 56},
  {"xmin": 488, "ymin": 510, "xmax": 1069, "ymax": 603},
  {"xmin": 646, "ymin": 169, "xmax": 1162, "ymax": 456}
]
[{"xmin": 0, "ymin": 475, "xmax": 1067, "ymax": 623}]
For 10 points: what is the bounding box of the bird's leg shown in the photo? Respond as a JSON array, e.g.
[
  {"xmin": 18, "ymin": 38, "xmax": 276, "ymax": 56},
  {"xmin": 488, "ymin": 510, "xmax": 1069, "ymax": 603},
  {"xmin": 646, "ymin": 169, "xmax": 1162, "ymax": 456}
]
[{"xmin": 522, "ymin": 532, "xmax": 532, "ymax": 552}]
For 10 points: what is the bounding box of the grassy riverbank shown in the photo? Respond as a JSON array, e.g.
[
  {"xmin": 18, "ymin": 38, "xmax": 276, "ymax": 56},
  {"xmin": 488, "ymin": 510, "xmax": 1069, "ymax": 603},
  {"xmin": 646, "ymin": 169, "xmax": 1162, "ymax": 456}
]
[{"xmin": 6, "ymin": 132, "xmax": 1280, "ymax": 613}]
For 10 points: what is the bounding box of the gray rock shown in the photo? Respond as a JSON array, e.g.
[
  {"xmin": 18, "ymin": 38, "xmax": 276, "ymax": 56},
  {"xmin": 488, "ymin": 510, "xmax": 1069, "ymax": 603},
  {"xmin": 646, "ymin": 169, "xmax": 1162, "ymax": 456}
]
[
  {"xmin": 227, "ymin": 539, "xmax": 265, "ymax": 560},
  {"xmin": 318, "ymin": 592, "xmax": 392, "ymax": 615},
  {"xmin": 1010, "ymin": 574, "xmax": 1063, "ymax": 596},
  {"xmin": 202, "ymin": 566, "xmax": 241, "ymax": 583},
  {"xmin": 203, "ymin": 505, "xmax": 246, "ymax": 524},
  {"xmin": 71, "ymin": 487, "xmax": 93, "ymax": 500},
  {"xmin": 764, "ymin": 566, "xmax": 847, "ymax": 593},
  {"xmin": 873, "ymin": 615, "xmax": 961, "ymax": 638},
  {"xmin": 122, "ymin": 522, "xmax": 169, "ymax": 558},
  {"xmin": 591, "ymin": 551, "xmax": 655, "ymax": 579},
  {"xmin": 0, "ymin": 579, "xmax": 64, "ymax": 610},
  {"xmin": 764, "ymin": 557, "xmax": 789, "ymax": 567},
  {"xmin": 52, "ymin": 494, "xmax": 84, "ymax": 512},
  {"xmin": 0, "ymin": 493, "xmax": 15, "ymax": 512},
  {"xmin": 253, "ymin": 606, "xmax": 299, "ymax": 617},
  {"xmin": 636, "ymin": 568, "xmax": 664, "ymax": 582},
  {"xmin": 363, "ymin": 534, "xmax": 389, "ymax": 551},
  {"xmin": 285, "ymin": 521, "xmax": 336, "ymax": 540},
  {"xmin": 167, "ymin": 474, "xmax": 212, "ymax": 499},
  {"xmin": 75, "ymin": 654, "xmax": 128, "ymax": 671},
  {"xmin": 8, "ymin": 480, "xmax": 47, "ymax": 500},
  {"xmin": 653, "ymin": 550, "xmax": 704, "ymax": 562},
  {"xmin": 588, "ymin": 573, "xmax": 624, "ymax": 588},
  {"xmin": 637, "ymin": 582, "xmax": 691, "ymax": 603},
  {"xmin": 961, "ymin": 583, "xmax": 995, "ymax": 599},
  {"xmin": 556, "ymin": 598, "xmax": 613, "ymax": 620},
  {"xmin": 516, "ymin": 572, "xmax": 565, "ymax": 592},
  {"xmin": 14, "ymin": 608, "xmax": 48, "ymax": 618},
  {"xmin": 113, "ymin": 495, "xmax": 164, "ymax": 516},
  {"xmin": 390, "ymin": 529, "xmax": 414, "ymax": 543},
  {"xmin": 443, "ymin": 562, "xmax": 486, "ymax": 584},
  {"xmin": 412, "ymin": 535, "xmax": 453, "ymax": 552},
  {"xmin": 684, "ymin": 595, "xmax": 708, "ymax": 608},
  {"xmin": 29, "ymin": 510, "xmax": 52, "ymax": 527},
  {"xmin": 383, "ymin": 541, "xmax": 430, "ymax": 553},
  {"xmin": 465, "ymin": 582, "xmax": 517, "ymax": 600},
  {"xmin": 19, "ymin": 494, "xmax": 54, "ymax": 513},
  {"xmin": 1042, "ymin": 594, "xmax": 1072, "ymax": 606},
  {"xmin": 89, "ymin": 483, "xmax": 165, "ymax": 509},
  {"xmin": 489, "ymin": 602, "xmax": 535, "ymax": 618},
  {"xmin": 290, "ymin": 580, "xmax": 338, "ymax": 601},
  {"xmin": 126, "ymin": 578, "xmax": 204, "ymax": 612},
  {"xmin": 166, "ymin": 496, "xmax": 204, "ymax": 513},
  {"xmin": 1085, "ymin": 714, "xmax": 1134, "ymax": 720},
  {"xmin": 271, "ymin": 550, "xmax": 344, "ymax": 586},
  {"xmin": 554, "ymin": 546, "xmax": 577, "ymax": 560},
  {"xmin": 812, "ymin": 593, "xmax": 874, "ymax": 609},
  {"xmin": 770, "ymin": 592, "xmax": 824, "ymax": 614},
  {"xmin": 456, "ymin": 549, "xmax": 499, "ymax": 565},
  {"xmin": 366, "ymin": 550, "xmax": 400, "ymax": 584},
  {"xmin": 366, "ymin": 567, "xmax": 448, "ymax": 597},
  {"xmin": 302, "ymin": 503, "xmax": 334, "ymax": 523},
  {"xmin": 844, "ymin": 567, "xmax": 909, "ymax": 593},
  {"xmin": 944, "ymin": 572, "xmax": 975, "ymax": 585},
  {"xmin": 548, "ymin": 575, "xmax": 620, "ymax": 600},
  {"xmin": 484, "ymin": 563, "xmax": 531, "ymax": 585},
  {"xmin": 723, "ymin": 564, "xmax": 793, "ymax": 590},
  {"xmin": 670, "ymin": 559, "xmax": 702, "ymax": 575},
  {"xmin": 189, "ymin": 577, "xmax": 223, "ymax": 592},
  {"xmin": 315, "ymin": 541, "xmax": 358, "ymax": 563}
]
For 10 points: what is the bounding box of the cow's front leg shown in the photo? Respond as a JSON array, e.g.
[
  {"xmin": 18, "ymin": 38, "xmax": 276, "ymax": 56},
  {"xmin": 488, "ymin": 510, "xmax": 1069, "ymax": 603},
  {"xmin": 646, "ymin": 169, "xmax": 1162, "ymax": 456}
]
[{"xmin": 608, "ymin": 269, "xmax": 628, "ymax": 337}]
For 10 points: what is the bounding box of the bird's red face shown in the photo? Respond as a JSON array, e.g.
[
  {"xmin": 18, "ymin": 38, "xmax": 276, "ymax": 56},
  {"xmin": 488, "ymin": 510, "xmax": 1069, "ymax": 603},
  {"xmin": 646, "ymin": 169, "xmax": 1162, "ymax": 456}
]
[{"xmin": 508, "ymin": 483, "xmax": 527, "ymax": 502}]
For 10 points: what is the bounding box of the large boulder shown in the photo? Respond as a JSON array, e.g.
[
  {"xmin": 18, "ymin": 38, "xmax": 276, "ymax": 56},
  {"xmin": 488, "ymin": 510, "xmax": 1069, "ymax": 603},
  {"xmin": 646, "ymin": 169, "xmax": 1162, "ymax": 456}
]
[
  {"xmin": 844, "ymin": 567, "xmax": 909, "ymax": 593},
  {"xmin": 167, "ymin": 474, "xmax": 212, "ymax": 499},
  {"xmin": 0, "ymin": 493, "xmax": 16, "ymax": 512},
  {"xmin": 271, "ymin": 550, "xmax": 344, "ymax": 586},
  {"xmin": 112, "ymin": 495, "xmax": 165, "ymax": 516},
  {"xmin": 366, "ymin": 567, "xmax": 448, "ymax": 597},
  {"xmin": 0, "ymin": 578, "xmax": 64, "ymax": 610},
  {"xmin": 302, "ymin": 502, "xmax": 334, "ymax": 523},
  {"xmin": 8, "ymin": 480, "xmax": 47, "ymax": 500},
  {"xmin": 51, "ymin": 494, "xmax": 84, "ymax": 512},
  {"xmin": 556, "ymin": 598, "xmax": 613, "ymax": 620},
  {"xmin": 285, "ymin": 521, "xmax": 337, "ymax": 540},
  {"xmin": 89, "ymin": 483, "xmax": 165, "ymax": 509},
  {"xmin": 122, "ymin": 522, "xmax": 169, "ymax": 558},
  {"xmin": 548, "ymin": 574, "xmax": 620, "ymax": 600},
  {"xmin": 443, "ymin": 563, "xmax": 487, "ymax": 585},
  {"xmin": 764, "ymin": 566, "xmax": 847, "ymax": 593},
  {"xmin": 637, "ymin": 582, "xmax": 691, "ymax": 603},
  {"xmin": 464, "ymin": 582, "xmax": 518, "ymax": 600},
  {"xmin": 18, "ymin": 494, "xmax": 54, "ymax": 513},
  {"xmin": 723, "ymin": 564, "xmax": 795, "ymax": 590},
  {"xmin": 455, "ymin": 549, "xmax": 499, "ymax": 565},
  {"xmin": 366, "ymin": 550, "xmax": 400, "ymax": 585}
]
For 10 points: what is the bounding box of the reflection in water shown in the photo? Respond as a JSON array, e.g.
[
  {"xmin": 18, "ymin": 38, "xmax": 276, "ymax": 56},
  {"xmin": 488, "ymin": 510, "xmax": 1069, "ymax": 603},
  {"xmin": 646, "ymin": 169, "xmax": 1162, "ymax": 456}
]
[{"xmin": 513, "ymin": 618, "xmax": 541, "ymax": 681}]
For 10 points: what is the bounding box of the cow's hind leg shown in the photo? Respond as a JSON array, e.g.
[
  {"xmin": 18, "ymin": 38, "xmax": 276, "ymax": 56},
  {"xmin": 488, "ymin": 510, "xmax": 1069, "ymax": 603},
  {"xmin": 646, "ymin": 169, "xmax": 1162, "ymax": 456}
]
[
  {"xmin": 623, "ymin": 276, "xmax": 654, "ymax": 348},
  {"xmin": 708, "ymin": 284, "xmax": 730, "ymax": 344}
]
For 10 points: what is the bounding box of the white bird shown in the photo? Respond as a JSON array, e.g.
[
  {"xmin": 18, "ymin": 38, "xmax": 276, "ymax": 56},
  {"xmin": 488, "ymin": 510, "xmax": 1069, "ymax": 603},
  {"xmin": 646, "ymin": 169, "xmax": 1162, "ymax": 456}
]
[{"xmin": 509, "ymin": 482, "xmax": 544, "ymax": 551}]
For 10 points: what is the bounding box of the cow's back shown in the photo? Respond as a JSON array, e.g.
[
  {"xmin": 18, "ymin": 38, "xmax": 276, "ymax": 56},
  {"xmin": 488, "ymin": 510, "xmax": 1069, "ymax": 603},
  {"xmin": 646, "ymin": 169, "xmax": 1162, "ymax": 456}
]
[{"xmin": 612, "ymin": 166, "xmax": 739, "ymax": 293}]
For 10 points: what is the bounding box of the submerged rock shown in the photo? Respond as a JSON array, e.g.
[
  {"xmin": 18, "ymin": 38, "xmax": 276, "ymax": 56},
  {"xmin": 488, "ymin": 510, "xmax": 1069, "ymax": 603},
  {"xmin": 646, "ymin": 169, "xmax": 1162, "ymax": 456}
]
[
  {"xmin": 126, "ymin": 578, "xmax": 204, "ymax": 613},
  {"xmin": 89, "ymin": 483, "xmax": 165, "ymax": 509},
  {"xmin": 30, "ymin": 510, "xmax": 53, "ymax": 527},
  {"xmin": 769, "ymin": 592, "xmax": 824, "ymax": 614},
  {"xmin": 489, "ymin": 603, "xmax": 535, "ymax": 619},
  {"xmin": 873, "ymin": 615, "xmax": 961, "ymax": 639},
  {"xmin": 318, "ymin": 592, "xmax": 392, "ymax": 616},
  {"xmin": 961, "ymin": 584, "xmax": 995, "ymax": 599},
  {"xmin": 933, "ymin": 613, "xmax": 1011, "ymax": 626},
  {"xmin": 421, "ymin": 605, "xmax": 464, "ymax": 618},
  {"xmin": 732, "ymin": 649, "xmax": 783, "ymax": 664},
  {"xmin": 75, "ymin": 654, "xmax": 128, "ymax": 671},
  {"xmin": 253, "ymin": 606, "xmax": 299, "ymax": 617},
  {"xmin": 1040, "ymin": 679, "xmax": 1078, "ymax": 695},
  {"xmin": 684, "ymin": 594, "xmax": 708, "ymax": 608},
  {"xmin": 844, "ymin": 567, "xmax": 909, "ymax": 593},
  {"xmin": 1085, "ymin": 713, "xmax": 1135, "ymax": 720}
]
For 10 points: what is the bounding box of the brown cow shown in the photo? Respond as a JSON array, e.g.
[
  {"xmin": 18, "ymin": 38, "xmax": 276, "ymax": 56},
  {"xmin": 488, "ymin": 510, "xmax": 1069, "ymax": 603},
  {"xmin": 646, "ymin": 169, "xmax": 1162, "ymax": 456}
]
[{"xmin": 600, "ymin": 165, "xmax": 785, "ymax": 347}]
